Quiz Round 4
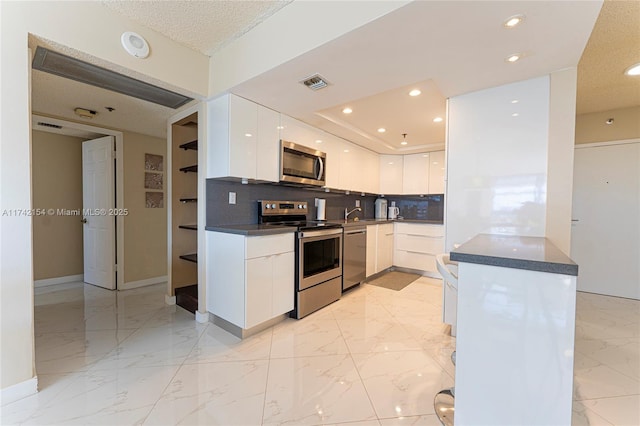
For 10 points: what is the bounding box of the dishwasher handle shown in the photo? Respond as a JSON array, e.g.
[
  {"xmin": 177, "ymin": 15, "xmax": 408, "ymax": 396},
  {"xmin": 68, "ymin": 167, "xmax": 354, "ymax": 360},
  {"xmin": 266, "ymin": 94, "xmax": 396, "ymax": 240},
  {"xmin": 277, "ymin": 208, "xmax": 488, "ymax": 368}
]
[{"xmin": 344, "ymin": 229, "xmax": 366, "ymax": 235}]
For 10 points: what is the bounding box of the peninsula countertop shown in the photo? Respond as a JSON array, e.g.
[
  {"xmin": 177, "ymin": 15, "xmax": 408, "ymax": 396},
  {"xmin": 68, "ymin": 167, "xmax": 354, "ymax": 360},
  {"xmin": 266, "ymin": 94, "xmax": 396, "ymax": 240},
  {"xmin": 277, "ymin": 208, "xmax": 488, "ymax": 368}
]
[{"xmin": 450, "ymin": 234, "xmax": 578, "ymax": 276}]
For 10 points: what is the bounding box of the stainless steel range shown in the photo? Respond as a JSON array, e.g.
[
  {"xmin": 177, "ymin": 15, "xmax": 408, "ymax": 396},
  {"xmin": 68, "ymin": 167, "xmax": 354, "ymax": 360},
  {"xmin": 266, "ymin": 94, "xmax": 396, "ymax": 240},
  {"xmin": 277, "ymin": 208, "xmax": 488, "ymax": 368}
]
[{"xmin": 259, "ymin": 200, "xmax": 343, "ymax": 319}]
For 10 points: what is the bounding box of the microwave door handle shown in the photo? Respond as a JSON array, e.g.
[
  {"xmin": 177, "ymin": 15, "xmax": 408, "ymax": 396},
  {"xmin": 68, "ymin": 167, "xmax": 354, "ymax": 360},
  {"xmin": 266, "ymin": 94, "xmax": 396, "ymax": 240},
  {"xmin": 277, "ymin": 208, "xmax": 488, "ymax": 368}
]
[{"xmin": 317, "ymin": 156, "xmax": 324, "ymax": 181}]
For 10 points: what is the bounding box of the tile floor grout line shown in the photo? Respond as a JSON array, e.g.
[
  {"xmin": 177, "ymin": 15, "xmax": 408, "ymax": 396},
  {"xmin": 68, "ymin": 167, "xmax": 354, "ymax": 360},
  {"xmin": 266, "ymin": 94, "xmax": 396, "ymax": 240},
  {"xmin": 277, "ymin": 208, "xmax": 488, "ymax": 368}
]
[{"xmin": 259, "ymin": 327, "xmax": 275, "ymax": 426}]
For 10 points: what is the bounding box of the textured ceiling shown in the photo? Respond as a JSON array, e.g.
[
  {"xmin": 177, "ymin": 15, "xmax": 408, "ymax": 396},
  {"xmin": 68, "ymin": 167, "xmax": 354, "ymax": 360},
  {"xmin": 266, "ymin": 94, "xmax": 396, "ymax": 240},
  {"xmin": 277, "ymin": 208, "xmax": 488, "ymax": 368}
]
[
  {"xmin": 101, "ymin": 0, "xmax": 291, "ymax": 55},
  {"xmin": 31, "ymin": 1, "xmax": 633, "ymax": 149},
  {"xmin": 577, "ymin": 0, "xmax": 640, "ymax": 114}
]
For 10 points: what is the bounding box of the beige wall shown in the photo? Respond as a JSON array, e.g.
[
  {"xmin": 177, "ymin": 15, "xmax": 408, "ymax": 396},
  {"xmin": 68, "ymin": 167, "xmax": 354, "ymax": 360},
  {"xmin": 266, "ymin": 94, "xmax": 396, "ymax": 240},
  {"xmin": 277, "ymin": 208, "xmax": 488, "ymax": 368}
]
[
  {"xmin": 575, "ymin": 106, "xmax": 640, "ymax": 144},
  {"xmin": 123, "ymin": 131, "xmax": 168, "ymax": 284},
  {"xmin": 32, "ymin": 131, "xmax": 84, "ymax": 280}
]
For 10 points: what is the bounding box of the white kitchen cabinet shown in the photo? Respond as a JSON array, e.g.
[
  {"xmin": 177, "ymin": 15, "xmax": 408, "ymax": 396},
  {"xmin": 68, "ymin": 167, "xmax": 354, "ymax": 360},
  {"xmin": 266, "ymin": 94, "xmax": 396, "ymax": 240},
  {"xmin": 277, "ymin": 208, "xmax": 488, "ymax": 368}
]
[
  {"xmin": 365, "ymin": 225, "xmax": 377, "ymax": 277},
  {"xmin": 207, "ymin": 231, "xmax": 294, "ymax": 330},
  {"xmin": 362, "ymin": 149, "xmax": 380, "ymax": 194},
  {"xmin": 376, "ymin": 223, "xmax": 394, "ymax": 272},
  {"xmin": 207, "ymin": 94, "xmax": 280, "ymax": 182},
  {"xmin": 402, "ymin": 153, "xmax": 430, "ymax": 194},
  {"xmin": 428, "ymin": 150, "xmax": 446, "ymax": 194},
  {"xmin": 379, "ymin": 155, "xmax": 403, "ymax": 195},
  {"xmin": 394, "ymin": 222, "xmax": 444, "ymax": 276}
]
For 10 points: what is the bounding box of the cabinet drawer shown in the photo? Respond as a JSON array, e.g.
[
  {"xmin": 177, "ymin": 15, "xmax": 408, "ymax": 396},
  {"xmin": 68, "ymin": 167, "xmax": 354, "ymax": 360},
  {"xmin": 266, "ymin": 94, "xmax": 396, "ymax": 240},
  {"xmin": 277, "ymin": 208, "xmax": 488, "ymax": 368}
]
[
  {"xmin": 394, "ymin": 249, "xmax": 436, "ymax": 272},
  {"xmin": 246, "ymin": 233, "xmax": 294, "ymax": 259},
  {"xmin": 395, "ymin": 222, "xmax": 444, "ymax": 237},
  {"xmin": 395, "ymin": 234, "xmax": 444, "ymax": 255}
]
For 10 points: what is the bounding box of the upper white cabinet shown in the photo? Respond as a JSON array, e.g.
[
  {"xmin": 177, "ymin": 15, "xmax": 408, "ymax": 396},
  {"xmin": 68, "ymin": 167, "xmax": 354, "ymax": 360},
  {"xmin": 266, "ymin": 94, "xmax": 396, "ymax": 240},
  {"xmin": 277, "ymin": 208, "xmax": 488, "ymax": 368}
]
[
  {"xmin": 207, "ymin": 94, "xmax": 280, "ymax": 182},
  {"xmin": 379, "ymin": 155, "xmax": 403, "ymax": 195},
  {"xmin": 402, "ymin": 153, "xmax": 430, "ymax": 194},
  {"xmin": 428, "ymin": 150, "xmax": 446, "ymax": 194}
]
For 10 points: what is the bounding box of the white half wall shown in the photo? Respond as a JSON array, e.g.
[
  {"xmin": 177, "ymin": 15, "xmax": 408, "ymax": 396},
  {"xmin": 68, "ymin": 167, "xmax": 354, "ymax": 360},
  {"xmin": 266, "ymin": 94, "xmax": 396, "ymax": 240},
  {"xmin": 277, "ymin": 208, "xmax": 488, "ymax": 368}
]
[{"xmin": 445, "ymin": 76, "xmax": 551, "ymax": 251}]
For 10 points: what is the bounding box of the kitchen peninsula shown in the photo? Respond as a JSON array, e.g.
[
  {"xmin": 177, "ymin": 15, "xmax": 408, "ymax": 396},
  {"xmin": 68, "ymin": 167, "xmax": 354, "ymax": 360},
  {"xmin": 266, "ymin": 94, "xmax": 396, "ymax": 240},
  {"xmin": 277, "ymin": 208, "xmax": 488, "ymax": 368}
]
[{"xmin": 451, "ymin": 234, "xmax": 579, "ymax": 425}]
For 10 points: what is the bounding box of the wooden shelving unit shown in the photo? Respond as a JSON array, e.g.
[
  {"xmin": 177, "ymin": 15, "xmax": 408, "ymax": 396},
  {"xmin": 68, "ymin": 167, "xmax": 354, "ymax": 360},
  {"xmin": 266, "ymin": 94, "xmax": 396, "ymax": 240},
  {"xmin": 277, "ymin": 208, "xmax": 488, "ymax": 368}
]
[{"xmin": 171, "ymin": 113, "xmax": 199, "ymax": 308}]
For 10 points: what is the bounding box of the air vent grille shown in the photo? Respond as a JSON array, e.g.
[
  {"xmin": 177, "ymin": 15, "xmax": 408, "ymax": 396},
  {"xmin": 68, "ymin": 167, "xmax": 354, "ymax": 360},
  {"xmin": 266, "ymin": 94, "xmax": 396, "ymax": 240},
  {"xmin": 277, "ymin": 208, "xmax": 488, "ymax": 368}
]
[
  {"xmin": 37, "ymin": 122, "xmax": 63, "ymax": 129},
  {"xmin": 32, "ymin": 47, "xmax": 193, "ymax": 109},
  {"xmin": 300, "ymin": 74, "xmax": 330, "ymax": 91}
]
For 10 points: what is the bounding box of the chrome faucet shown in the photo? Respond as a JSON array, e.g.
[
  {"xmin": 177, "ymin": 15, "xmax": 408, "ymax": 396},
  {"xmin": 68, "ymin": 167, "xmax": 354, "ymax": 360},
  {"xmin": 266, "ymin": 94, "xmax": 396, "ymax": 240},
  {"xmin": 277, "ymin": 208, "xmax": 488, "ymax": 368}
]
[{"xmin": 344, "ymin": 207, "xmax": 362, "ymax": 221}]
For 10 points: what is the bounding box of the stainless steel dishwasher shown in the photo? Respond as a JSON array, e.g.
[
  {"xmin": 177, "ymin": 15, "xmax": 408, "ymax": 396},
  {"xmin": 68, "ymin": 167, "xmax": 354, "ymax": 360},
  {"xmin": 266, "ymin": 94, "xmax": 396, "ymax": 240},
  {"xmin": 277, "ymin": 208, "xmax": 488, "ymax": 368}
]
[{"xmin": 343, "ymin": 226, "xmax": 366, "ymax": 291}]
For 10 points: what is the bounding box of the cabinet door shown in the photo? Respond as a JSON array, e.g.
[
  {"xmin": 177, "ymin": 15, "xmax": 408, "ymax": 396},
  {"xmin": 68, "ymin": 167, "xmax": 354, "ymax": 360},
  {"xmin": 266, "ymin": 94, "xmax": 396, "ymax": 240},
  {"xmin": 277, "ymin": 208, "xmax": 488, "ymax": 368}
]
[
  {"xmin": 256, "ymin": 106, "xmax": 280, "ymax": 183},
  {"xmin": 403, "ymin": 153, "xmax": 430, "ymax": 194},
  {"xmin": 379, "ymin": 155, "xmax": 403, "ymax": 195},
  {"xmin": 428, "ymin": 150, "xmax": 445, "ymax": 194},
  {"xmin": 272, "ymin": 251, "xmax": 295, "ymax": 316},
  {"xmin": 229, "ymin": 95, "xmax": 258, "ymax": 179},
  {"xmin": 245, "ymin": 256, "xmax": 273, "ymax": 329},
  {"xmin": 376, "ymin": 224, "xmax": 394, "ymax": 272},
  {"xmin": 365, "ymin": 225, "xmax": 377, "ymax": 277},
  {"xmin": 362, "ymin": 149, "xmax": 380, "ymax": 194}
]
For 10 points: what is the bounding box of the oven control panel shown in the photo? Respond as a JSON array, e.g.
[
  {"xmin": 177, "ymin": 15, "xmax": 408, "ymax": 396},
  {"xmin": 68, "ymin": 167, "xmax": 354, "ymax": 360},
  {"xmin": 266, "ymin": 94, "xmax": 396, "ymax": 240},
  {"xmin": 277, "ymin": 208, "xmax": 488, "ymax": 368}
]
[{"xmin": 259, "ymin": 200, "xmax": 308, "ymax": 215}]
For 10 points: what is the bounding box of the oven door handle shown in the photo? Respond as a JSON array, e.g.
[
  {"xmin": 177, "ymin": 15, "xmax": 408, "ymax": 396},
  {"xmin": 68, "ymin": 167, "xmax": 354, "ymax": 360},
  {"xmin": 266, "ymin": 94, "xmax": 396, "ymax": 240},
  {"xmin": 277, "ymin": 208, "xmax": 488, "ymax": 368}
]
[{"xmin": 298, "ymin": 228, "xmax": 343, "ymax": 239}]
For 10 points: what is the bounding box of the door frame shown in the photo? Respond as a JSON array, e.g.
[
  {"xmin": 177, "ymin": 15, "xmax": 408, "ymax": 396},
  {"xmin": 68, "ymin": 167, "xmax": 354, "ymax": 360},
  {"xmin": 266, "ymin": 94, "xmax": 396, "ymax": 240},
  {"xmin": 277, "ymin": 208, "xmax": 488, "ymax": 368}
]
[{"xmin": 32, "ymin": 114, "xmax": 125, "ymax": 290}]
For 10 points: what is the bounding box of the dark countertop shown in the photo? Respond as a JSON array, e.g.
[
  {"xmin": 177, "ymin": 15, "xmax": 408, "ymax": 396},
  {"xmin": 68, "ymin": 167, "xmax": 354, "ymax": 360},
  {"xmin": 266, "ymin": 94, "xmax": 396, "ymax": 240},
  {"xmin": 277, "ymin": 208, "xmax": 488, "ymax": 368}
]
[
  {"xmin": 205, "ymin": 224, "xmax": 297, "ymax": 236},
  {"xmin": 207, "ymin": 218, "xmax": 444, "ymax": 234},
  {"xmin": 450, "ymin": 234, "xmax": 578, "ymax": 276},
  {"xmin": 343, "ymin": 218, "xmax": 443, "ymax": 227}
]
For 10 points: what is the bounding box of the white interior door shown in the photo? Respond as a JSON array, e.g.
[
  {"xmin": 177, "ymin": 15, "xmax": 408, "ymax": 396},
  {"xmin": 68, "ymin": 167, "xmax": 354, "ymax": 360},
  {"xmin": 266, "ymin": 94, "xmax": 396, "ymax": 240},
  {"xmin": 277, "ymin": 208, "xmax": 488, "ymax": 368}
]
[
  {"xmin": 82, "ymin": 136, "xmax": 116, "ymax": 289},
  {"xmin": 571, "ymin": 142, "xmax": 640, "ymax": 299}
]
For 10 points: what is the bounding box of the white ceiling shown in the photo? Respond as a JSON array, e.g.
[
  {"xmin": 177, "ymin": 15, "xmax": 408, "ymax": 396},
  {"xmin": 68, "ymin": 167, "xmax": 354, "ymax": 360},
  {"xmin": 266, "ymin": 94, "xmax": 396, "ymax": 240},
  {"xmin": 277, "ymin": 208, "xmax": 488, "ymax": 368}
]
[{"xmin": 30, "ymin": 0, "xmax": 638, "ymax": 153}]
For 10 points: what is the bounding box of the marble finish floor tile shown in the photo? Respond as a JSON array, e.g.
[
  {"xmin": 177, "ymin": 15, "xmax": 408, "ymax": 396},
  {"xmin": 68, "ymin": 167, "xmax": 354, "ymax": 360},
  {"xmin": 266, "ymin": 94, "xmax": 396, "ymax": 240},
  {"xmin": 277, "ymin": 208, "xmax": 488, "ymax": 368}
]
[
  {"xmin": 184, "ymin": 324, "xmax": 273, "ymax": 364},
  {"xmin": 580, "ymin": 395, "xmax": 640, "ymax": 426},
  {"xmin": 263, "ymin": 355, "xmax": 377, "ymax": 425},
  {"xmin": 4, "ymin": 280, "xmax": 638, "ymax": 426},
  {"xmin": 25, "ymin": 365, "xmax": 179, "ymax": 425},
  {"xmin": 143, "ymin": 360, "xmax": 269, "ymax": 426},
  {"xmin": 352, "ymin": 351, "xmax": 454, "ymax": 419},
  {"xmin": 270, "ymin": 318, "xmax": 349, "ymax": 358}
]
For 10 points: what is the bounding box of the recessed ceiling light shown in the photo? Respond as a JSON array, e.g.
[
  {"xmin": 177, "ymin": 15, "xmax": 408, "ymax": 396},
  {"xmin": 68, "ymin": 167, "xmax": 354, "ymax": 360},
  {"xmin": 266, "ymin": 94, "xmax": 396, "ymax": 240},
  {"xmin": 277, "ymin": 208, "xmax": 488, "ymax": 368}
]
[
  {"xmin": 512, "ymin": 113, "xmax": 519, "ymax": 117},
  {"xmin": 605, "ymin": 118, "xmax": 614, "ymax": 125},
  {"xmin": 433, "ymin": 117, "xmax": 443, "ymax": 123},
  {"xmin": 511, "ymin": 100, "xmax": 519, "ymax": 104},
  {"xmin": 401, "ymin": 141, "xmax": 408, "ymax": 146},
  {"xmin": 245, "ymin": 133, "xmax": 252, "ymax": 137},
  {"xmin": 624, "ymin": 63, "xmax": 640, "ymax": 76},
  {"xmin": 277, "ymin": 125, "xmax": 284, "ymax": 130},
  {"xmin": 504, "ymin": 14, "xmax": 525, "ymax": 28},
  {"xmin": 342, "ymin": 107, "xmax": 353, "ymax": 114},
  {"xmin": 315, "ymin": 139, "xmax": 323, "ymax": 143},
  {"xmin": 409, "ymin": 89, "xmax": 421, "ymax": 97},
  {"xmin": 121, "ymin": 31, "xmax": 150, "ymax": 58},
  {"xmin": 506, "ymin": 54, "xmax": 522, "ymax": 63},
  {"xmin": 343, "ymin": 149, "xmax": 349, "ymax": 153},
  {"xmin": 378, "ymin": 128, "xmax": 386, "ymax": 133}
]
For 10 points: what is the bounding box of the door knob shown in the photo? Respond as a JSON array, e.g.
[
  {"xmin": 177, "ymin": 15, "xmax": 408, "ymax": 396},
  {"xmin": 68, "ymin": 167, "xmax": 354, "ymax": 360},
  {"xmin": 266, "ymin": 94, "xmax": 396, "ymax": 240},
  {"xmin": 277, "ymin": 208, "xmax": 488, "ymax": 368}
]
[{"xmin": 81, "ymin": 218, "xmax": 88, "ymax": 224}]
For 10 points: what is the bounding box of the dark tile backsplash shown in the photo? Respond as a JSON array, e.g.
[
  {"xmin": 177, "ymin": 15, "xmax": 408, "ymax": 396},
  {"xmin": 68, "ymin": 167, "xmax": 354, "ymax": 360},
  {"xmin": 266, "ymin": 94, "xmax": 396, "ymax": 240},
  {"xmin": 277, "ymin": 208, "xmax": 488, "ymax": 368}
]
[{"xmin": 206, "ymin": 179, "xmax": 444, "ymax": 226}]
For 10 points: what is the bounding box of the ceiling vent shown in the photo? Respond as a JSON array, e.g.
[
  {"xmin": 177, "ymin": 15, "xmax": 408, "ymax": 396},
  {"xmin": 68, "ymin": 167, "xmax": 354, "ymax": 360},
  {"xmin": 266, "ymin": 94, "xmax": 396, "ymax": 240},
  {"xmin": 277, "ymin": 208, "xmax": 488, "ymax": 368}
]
[
  {"xmin": 32, "ymin": 47, "xmax": 193, "ymax": 109},
  {"xmin": 300, "ymin": 74, "xmax": 330, "ymax": 91},
  {"xmin": 37, "ymin": 121, "xmax": 63, "ymax": 129}
]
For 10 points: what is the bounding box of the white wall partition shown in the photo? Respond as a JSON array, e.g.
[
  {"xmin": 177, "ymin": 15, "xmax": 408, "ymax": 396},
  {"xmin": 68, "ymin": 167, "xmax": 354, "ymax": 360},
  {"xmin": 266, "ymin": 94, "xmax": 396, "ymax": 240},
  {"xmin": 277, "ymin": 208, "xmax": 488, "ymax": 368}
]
[{"xmin": 445, "ymin": 76, "xmax": 550, "ymax": 251}]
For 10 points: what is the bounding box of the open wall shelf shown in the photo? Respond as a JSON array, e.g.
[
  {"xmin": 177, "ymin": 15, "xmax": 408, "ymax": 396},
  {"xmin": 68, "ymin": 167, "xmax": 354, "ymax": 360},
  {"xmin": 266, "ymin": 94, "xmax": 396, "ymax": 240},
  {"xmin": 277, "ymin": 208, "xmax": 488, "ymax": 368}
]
[
  {"xmin": 179, "ymin": 253, "xmax": 198, "ymax": 263},
  {"xmin": 179, "ymin": 140, "xmax": 198, "ymax": 151}
]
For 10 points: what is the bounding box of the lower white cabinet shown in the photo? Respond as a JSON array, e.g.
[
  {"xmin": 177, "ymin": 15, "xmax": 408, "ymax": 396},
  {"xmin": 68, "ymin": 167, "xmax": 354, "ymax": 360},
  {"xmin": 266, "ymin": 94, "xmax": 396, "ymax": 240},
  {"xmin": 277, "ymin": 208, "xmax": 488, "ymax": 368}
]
[
  {"xmin": 377, "ymin": 223, "xmax": 394, "ymax": 272},
  {"xmin": 394, "ymin": 222, "xmax": 444, "ymax": 275},
  {"xmin": 365, "ymin": 223, "xmax": 394, "ymax": 277},
  {"xmin": 207, "ymin": 231, "xmax": 294, "ymax": 329}
]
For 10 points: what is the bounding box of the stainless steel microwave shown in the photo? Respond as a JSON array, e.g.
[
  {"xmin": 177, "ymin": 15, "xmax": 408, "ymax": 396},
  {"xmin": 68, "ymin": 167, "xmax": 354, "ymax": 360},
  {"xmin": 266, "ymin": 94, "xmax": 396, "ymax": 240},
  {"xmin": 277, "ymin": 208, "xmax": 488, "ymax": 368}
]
[{"xmin": 280, "ymin": 140, "xmax": 326, "ymax": 186}]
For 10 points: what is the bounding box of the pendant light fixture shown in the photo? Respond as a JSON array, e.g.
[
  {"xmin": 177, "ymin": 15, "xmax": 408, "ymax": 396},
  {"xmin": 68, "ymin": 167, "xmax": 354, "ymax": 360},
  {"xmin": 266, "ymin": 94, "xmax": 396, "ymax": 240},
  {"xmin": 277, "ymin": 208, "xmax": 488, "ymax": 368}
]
[{"xmin": 401, "ymin": 133, "xmax": 408, "ymax": 145}]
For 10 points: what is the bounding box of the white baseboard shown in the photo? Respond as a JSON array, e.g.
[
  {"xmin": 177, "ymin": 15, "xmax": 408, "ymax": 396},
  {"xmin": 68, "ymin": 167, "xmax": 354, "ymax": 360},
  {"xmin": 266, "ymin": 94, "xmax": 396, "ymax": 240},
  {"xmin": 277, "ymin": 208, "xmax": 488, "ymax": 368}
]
[
  {"xmin": 195, "ymin": 311, "xmax": 209, "ymax": 323},
  {"xmin": 1, "ymin": 376, "xmax": 37, "ymax": 406},
  {"xmin": 119, "ymin": 275, "xmax": 167, "ymax": 291},
  {"xmin": 165, "ymin": 294, "xmax": 176, "ymax": 305},
  {"xmin": 34, "ymin": 274, "xmax": 83, "ymax": 288}
]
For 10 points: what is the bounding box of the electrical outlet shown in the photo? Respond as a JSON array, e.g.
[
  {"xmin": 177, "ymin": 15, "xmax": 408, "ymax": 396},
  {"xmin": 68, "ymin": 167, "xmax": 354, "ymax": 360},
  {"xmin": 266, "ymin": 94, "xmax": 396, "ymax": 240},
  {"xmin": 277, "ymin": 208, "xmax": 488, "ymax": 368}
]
[
  {"xmin": 229, "ymin": 192, "xmax": 236, "ymax": 205},
  {"xmin": 355, "ymin": 200, "xmax": 360, "ymax": 208}
]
